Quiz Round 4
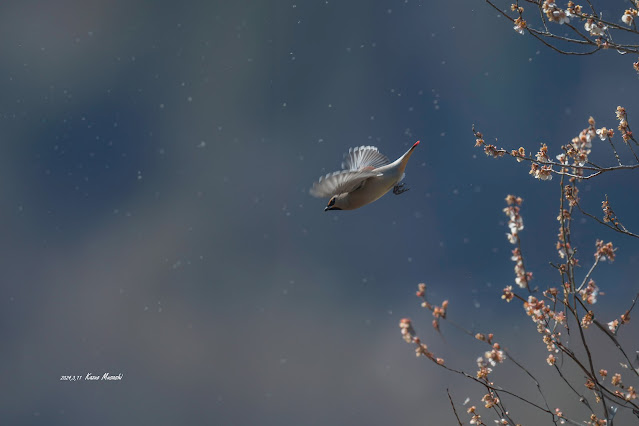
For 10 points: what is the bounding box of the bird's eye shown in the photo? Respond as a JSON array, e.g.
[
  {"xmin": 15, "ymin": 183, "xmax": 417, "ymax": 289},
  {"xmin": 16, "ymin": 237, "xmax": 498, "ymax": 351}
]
[{"xmin": 328, "ymin": 197, "xmax": 335, "ymax": 206}]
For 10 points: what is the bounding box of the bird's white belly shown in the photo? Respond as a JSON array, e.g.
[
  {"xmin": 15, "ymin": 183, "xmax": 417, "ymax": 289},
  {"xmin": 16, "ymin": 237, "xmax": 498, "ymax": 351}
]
[{"xmin": 347, "ymin": 175, "xmax": 399, "ymax": 209}]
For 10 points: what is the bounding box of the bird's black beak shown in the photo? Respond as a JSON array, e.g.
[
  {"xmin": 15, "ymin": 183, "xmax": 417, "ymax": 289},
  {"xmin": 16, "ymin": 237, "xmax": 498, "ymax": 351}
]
[{"xmin": 325, "ymin": 206, "xmax": 341, "ymax": 212}]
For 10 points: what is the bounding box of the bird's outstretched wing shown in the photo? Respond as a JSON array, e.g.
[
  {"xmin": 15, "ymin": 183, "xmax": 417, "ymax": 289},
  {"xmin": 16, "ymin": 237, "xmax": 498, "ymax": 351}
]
[
  {"xmin": 309, "ymin": 170, "xmax": 379, "ymax": 198},
  {"xmin": 341, "ymin": 146, "xmax": 390, "ymax": 171}
]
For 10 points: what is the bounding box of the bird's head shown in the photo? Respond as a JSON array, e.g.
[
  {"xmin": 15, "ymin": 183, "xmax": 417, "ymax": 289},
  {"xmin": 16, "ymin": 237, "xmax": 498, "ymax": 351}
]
[{"xmin": 324, "ymin": 194, "xmax": 347, "ymax": 211}]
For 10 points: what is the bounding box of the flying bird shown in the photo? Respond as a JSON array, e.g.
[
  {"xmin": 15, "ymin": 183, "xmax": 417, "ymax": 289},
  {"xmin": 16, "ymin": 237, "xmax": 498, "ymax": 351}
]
[{"xmin": 310, "ymin": 141, "xmax": 420, "ymax": 211}]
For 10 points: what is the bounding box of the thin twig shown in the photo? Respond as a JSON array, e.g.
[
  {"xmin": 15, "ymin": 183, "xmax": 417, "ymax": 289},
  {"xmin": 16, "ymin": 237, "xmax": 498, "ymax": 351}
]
[
  {"xmin": 592, "ymin": 318, "xmax": 639, "ymax": 379},
  {"xmin": 553, "ymin": 363, "xmax": 593, "ymax": 413},
  {"xmin": 446, "ymin": 388, "xmax": 463, "ymax": 426},
  {"xmin": 577, "ymin": 257, "xmax": 600, "ymax": 292},
  {"xmin": 425, "ymin": 356, "xmax": 580, "ymax": 424},
  {"xmin": 573, "ymin": 292, "xmax": 639, "ymax": 379},
  {"xmin": 607, "ymin": 136, "xmax": 623, "ymax": 166},
  {"xmin": 573, "ymin": 201, "xmax": 639, "ymax": 239},
  {"xmin": 494, "ymin": 149, "xmax": 639, "ymax": 177},
  {"xmin": 508, "ymin": 355, "xmax": 558, "ymax": 425}
]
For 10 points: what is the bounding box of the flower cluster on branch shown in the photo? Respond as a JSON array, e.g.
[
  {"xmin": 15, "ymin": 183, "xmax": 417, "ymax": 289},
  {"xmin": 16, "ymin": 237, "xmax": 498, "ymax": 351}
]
[
  {"xmin": 401, "ymin": 107, "xmax": 639, "ymax": 424},
  {"xmin": 486, "ymin": 0, "xmax": 639, "ymax": 72}
]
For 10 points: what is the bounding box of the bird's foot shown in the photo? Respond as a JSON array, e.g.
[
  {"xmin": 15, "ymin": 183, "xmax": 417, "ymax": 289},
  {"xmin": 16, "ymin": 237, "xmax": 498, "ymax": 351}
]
[{"xmin": 393, "ymin": 183, "xmax": 409, "ymax": 195}]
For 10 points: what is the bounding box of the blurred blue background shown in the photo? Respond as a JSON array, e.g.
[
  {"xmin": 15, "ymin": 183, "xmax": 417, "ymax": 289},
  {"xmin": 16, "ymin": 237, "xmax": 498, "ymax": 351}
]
[{"xmin": 1, "ymin": 1, "xmax": 638, "ymax": 424}]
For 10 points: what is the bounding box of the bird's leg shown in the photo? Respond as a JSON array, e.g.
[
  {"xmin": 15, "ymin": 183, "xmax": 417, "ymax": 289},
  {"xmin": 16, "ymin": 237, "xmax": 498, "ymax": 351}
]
[{"xmin": 393, "ymin": 183, "xmax": 409, "ymax": 195}]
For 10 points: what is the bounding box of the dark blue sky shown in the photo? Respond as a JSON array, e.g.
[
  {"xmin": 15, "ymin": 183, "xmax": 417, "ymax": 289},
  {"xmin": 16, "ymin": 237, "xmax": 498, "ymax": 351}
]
[{"xmin": 1, "ymin": 1, "xmax": 638, "ymax": 424}]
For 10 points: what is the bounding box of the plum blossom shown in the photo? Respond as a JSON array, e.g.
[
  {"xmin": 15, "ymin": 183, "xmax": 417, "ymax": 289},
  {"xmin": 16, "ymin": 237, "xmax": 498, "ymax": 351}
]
[
  {"xmin": 622, "ymin": 9, "xmax": 638, "ymax": 25},
  {"xmin": 608, "ymin": 319, "xmax": 619, "ymax": 333},
  {"xmin": 484, "ymin": 343, "xmax": 506, "ymax": 367},
  {"xmin": 530, "ymin": 163, "xmax": 553, "ymax": 180},
  {"xmin": 584, "ymin": 19, "xmax": 607, "ymax": 36},
  {"xmin": 513, "ymin": 17, "xmax": 527, "ymax": 35},
  {"xmin": 579, "ymin": 279, "xmax": 599, "ymax": 304},
  {"xmin": 542, "ymin": 0, "xmax": 570, "ymax": 24},
  {"xmin": 595, "ymin": 240, "xmax": 616, "ymax": 262},
  {"xmin": 595, "ymin": 127, "xmax": 613, "ymax": 140},
  {"xmin": 553, "ymin": 9, "xmax": 570, "ymax": 24}
]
